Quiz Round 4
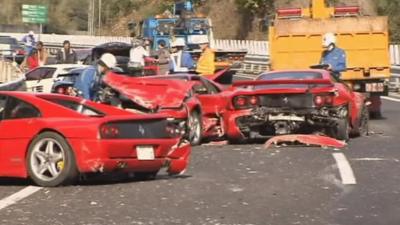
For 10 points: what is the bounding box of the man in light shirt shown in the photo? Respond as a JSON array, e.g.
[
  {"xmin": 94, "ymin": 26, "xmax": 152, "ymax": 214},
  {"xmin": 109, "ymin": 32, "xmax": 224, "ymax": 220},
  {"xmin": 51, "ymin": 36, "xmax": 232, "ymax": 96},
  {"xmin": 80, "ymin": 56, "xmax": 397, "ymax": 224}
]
[{"xmin": 128, "ymin": 39, "xmax": 149, "ymax": 76}]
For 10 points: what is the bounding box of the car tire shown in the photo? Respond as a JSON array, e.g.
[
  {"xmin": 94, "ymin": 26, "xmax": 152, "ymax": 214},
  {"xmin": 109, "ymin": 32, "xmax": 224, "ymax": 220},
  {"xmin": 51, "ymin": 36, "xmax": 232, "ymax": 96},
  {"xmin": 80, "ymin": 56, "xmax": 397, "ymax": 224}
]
[
  {"xmin": 188, "ymin": 111, "xmax": 202, "ymax": 146},
  {"xmin": 333, "ymin": 118, "xmax": 350, "ymax": 141},
  {"xmin": 134, "ymin": 171, "xmax": 158, "ymax": 181},
  {"xmin": 27, "ymin": 132, "xmax": 79, "ymax": 187},
  {"xmin": 228, "ymin": 137, "xmax": 247, "ymax": 145}
]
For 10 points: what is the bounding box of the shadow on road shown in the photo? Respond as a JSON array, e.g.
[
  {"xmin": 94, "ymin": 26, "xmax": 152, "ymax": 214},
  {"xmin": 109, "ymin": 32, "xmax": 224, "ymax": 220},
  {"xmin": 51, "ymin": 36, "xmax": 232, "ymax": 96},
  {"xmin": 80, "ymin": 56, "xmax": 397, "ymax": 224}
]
[
  {"xmin": 0, "ymin": 178, "xmax": 33, "ymax": 186},
  {"xmin": 77, "ymin": 172, "xmax": 192, "ymax": 186}
]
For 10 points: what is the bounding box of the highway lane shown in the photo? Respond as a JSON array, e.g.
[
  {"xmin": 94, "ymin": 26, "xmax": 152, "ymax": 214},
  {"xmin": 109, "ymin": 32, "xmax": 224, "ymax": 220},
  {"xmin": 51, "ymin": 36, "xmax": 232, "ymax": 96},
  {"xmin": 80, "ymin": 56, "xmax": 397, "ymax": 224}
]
[{"xmin": 0, "ymin": 99, "xmax": 399, "ymax": 225}]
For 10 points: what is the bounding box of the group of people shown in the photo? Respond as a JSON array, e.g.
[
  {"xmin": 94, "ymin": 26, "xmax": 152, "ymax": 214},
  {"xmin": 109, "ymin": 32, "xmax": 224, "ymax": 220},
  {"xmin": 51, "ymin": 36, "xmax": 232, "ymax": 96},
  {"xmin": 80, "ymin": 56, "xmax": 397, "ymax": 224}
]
[
  {"xmin": 20, "ymin": 31, "xmax": 78, "ymax": 71},
  {"xmin": 128, "ymin": 36, "xmax": 215, "ymax": 76}
]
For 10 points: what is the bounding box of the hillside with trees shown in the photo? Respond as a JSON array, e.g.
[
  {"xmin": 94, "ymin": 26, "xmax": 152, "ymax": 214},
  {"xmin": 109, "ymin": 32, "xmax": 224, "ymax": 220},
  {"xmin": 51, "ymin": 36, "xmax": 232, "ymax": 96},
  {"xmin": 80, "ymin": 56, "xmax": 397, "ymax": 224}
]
[{"xmin": 1, "ymin": 0, "xmax": 400, "ymax": 42}]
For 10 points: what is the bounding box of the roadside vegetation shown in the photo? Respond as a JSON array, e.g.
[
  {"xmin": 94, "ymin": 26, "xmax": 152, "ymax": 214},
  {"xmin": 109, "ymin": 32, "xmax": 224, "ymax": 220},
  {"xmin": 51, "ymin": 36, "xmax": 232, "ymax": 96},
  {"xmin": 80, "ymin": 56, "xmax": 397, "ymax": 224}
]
[{"xmin": 1, "ymin": 0, "xmax": 400, "ymax": 41}]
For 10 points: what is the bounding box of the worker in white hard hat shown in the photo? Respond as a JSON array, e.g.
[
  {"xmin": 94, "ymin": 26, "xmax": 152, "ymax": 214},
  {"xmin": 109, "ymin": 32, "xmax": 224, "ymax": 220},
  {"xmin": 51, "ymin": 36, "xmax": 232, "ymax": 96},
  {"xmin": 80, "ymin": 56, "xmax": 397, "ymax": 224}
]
[
  {"xmin": 169, "ymin": 38, "xmax": 194, "ymax": 73},
  {"xmin": 73, "ymin": 53, "xmax": 117, "ymax": 100},
  {"xmin": 195, "ymin": 35, "xmax": 215, "ymax": 76},
  {"xmin": 21, "ymin": 31, "xmax": 36, "ymax": 55},
  {"xmin": 128, "ymin": 39, "xmax": 150, "ymax": 76},
  {"xmin": 320, "ymin": 32, "xmax": 347, "ymax": 78}
]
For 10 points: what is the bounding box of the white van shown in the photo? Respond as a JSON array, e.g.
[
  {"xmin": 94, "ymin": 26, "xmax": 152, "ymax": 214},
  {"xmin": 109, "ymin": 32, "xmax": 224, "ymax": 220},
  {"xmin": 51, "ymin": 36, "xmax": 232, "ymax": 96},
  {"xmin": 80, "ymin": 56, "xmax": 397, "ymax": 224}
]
[{"xmin": 25, "ymin": 64, "xmax": 87, "ymax": 93}]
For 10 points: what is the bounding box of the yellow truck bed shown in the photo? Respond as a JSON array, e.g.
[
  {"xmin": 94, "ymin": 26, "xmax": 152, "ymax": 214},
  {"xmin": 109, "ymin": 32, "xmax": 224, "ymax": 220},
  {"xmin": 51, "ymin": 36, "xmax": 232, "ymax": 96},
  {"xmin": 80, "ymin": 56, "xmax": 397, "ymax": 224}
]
[{"xmin": 269, "ymin": 16, "xmax": 390, "ymax": 81}]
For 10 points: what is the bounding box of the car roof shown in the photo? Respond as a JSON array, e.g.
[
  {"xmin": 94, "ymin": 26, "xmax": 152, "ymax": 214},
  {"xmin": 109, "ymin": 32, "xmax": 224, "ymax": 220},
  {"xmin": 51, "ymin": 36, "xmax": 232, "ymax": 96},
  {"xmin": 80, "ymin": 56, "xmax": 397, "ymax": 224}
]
[
  {"xmin": 258, "ymin": 69, "xmax": 330, "ymax": 80},
  {"xmin": 147, "ymin": 74, "xmax": 201, "ymax": 81},
  {"xmin": 37, "ymin": 64, "xmax": 85, "ymax": 69}
]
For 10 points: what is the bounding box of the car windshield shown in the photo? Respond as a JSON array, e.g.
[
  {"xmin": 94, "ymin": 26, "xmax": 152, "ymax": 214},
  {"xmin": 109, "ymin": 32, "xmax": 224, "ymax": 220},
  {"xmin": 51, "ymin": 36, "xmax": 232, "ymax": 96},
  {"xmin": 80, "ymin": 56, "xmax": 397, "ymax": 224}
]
[
  {"xmin": 252, "ymin": 72, "xmax": 329, "ymax": 90},
  {"xmin": 41, "ymin": 98, "xmax": 104, "ymax": 116},
  {"xmin": 0, "ymin": 37, "xmax": 17, "ymax": 45}
]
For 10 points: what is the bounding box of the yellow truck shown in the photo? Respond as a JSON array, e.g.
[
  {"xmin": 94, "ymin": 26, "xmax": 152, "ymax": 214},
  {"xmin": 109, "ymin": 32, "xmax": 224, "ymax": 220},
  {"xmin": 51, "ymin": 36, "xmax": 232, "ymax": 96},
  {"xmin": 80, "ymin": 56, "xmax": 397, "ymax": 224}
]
[{"xmin": 268, "ymin": 0, "xmax": 390, "ymax": 116}]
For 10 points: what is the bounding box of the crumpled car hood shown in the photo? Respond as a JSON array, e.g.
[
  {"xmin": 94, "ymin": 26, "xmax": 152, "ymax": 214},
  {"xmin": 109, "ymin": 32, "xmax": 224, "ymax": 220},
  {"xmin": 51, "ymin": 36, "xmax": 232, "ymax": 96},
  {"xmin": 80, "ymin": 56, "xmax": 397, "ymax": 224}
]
[{"xmin": 103, "ymin": 72, "xmax": 193, "ymax": 110}]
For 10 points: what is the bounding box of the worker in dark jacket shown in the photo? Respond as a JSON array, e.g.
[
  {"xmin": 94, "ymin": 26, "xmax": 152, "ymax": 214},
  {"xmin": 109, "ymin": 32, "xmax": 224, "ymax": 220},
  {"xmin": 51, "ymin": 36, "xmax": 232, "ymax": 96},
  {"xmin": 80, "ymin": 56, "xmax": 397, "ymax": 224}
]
[
  {"xmin": 56, "ymin": 40, "xmax": 78, "ymax": 64},
  {"xmin": 73, "ymin": 53, "xmax": 116, "ymax": 100},
  {"xmin": 320, "ymin": 32, "xmax": 346, "ymax": 78}
]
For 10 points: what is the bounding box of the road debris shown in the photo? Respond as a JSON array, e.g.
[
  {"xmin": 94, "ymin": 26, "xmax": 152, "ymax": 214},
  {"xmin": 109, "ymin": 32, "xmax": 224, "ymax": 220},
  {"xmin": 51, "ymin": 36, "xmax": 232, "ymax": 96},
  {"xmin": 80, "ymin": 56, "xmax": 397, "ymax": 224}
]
[{"xmin": 265, "ymin": 135, "xmax": 346, "ymax": 149}]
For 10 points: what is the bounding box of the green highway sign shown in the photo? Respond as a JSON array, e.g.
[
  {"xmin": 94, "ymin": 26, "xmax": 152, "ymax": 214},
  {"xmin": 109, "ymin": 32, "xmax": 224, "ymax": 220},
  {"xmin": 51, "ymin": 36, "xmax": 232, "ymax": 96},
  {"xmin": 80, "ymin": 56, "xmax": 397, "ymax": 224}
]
[
  {"xmin": 22, "ymin": 17, "xmax": 48, "ymax": 24},
  {"xmin": 22, "ymin": 10, "xmax": 48, "ymax": 17},
  {"xmin": 22, "ymin": 4, "xmax": 48, "ymax": 24},
  {"xmin": 22, "ymin": 4, "xmax": 48, "ymax": 11}
]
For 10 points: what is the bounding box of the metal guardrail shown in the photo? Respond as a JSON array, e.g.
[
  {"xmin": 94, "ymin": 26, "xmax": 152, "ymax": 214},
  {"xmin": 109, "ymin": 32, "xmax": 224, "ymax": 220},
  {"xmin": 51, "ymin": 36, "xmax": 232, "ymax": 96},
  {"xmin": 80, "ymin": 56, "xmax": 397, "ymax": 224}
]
[{"xmin": 390, "ymin": 65, "xmax": 400, "ymax": 91}]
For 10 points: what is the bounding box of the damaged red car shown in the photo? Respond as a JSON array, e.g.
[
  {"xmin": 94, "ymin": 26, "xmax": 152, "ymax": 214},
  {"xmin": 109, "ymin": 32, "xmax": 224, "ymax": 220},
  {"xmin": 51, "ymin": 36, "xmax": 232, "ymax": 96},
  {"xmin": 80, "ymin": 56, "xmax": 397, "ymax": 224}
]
[
  {"xmin": 101, "ymin": 72, "xmax": 230, "ymax": 145},
  {"xmin": 225, "ymin": 70, "xmax": 369, "ymax": 143},
  {"xmin": 0, "ymin": 92, "xmax": 190, "ymax": 187}
]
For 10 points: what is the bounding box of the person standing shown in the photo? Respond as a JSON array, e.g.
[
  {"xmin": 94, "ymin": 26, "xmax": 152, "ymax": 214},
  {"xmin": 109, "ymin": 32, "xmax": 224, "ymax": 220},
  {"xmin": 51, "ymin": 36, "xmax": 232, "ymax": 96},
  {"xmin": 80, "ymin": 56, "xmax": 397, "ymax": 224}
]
[
  {"xmin": 73, "ymin": 53, "xmax": 117, "ymax": 100},
  {"xmin": 155, "ymin": 40, "xmax": 170, "ymax": 75},
  {"xmin": 319, "ymin": 32, "xmax": 347, "ymax": 78},
  {"xmin": 56, "ymin": 40, "xmax": 78, "ymax": 64},
  {"xmin": 36, "ymin": 41, "xmax": 48, "ymax": 66},
  {"xmin": 21, "ymin": 31, "xmax": 36, "ymax": 55},
  {"xmin": 196, "ymin": 37, "xmax": 215, "ymax": 75},
  {"xmin": 169, "ymin": 38, "xmax": 194, "ymax": 73},
  {"xmin": 20, "ymin": 48, "xmax": 39, "ymax": 71},
  {"xmin": 128, "ymin": 39, "xmax": 149, "ymax": 76}
]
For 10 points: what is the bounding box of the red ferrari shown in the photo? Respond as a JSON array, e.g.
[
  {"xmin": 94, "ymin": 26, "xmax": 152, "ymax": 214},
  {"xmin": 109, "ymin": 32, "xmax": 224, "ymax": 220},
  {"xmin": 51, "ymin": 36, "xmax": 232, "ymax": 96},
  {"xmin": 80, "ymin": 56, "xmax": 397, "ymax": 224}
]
[
  {"xmin": 224, "ymin": 70, "xmax": 369, "ymax": 143},
  {"xmin": 0, "ymin": 92, "xmax": 190, "ymax": 187},
  {"xmin": 102, "ymin": 71, "xmax": 233, "ymax": 145}
]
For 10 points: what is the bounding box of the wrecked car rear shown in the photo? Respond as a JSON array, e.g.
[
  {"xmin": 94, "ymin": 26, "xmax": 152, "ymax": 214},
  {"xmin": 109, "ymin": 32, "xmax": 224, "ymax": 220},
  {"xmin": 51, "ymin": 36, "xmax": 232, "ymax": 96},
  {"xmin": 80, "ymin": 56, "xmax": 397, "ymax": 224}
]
[{"xmin": 225, "ymin": 70, "xmax": 367, "ymax": 142}]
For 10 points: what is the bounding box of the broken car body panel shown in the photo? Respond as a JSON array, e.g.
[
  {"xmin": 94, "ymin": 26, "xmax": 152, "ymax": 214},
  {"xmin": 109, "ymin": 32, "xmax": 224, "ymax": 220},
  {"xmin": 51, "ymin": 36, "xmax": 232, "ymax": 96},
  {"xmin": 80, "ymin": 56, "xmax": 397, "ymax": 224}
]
[{"xmin": 265, "ymin": 134, "xmax": 347, "ymax": 149}]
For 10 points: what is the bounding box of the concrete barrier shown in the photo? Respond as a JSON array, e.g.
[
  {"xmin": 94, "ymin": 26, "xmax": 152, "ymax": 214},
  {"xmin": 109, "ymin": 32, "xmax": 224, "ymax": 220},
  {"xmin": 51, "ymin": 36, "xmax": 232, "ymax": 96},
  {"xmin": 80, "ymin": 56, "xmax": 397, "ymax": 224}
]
[{"xmin": 0, "ymin": 59, "xmax": 23, "ymax": 83}]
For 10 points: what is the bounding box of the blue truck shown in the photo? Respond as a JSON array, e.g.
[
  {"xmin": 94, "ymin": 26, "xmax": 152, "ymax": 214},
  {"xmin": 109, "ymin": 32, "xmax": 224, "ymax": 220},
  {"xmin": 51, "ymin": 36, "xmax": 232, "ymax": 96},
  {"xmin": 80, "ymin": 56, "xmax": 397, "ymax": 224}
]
[{"xmin": 131, "ymin": 0, "xmax": 247, "ymax": 68}]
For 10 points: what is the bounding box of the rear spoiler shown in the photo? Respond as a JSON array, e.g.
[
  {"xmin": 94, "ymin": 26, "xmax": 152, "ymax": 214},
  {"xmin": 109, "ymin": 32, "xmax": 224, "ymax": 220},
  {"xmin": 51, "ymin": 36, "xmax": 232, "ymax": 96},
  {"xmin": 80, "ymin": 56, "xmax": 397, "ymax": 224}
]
[{"xmin": 233, "ymin": 79, "xmax": 333, "ymax": 87}]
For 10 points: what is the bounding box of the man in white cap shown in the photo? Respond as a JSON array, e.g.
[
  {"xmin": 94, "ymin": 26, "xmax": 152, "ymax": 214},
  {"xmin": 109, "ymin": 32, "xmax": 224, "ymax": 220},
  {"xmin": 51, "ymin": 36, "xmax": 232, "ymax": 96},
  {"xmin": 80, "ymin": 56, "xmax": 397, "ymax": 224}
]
[
  {"xmin": 320, "ymin": 32, "xmax": 347, "ymax": 78},
  {"xmin": 128, "ymin": 39, "xmax": 149, "ymax": 76},
  {"xmin": 169, "ymin": 38, "xmax": 194, "ymax": 73},
  {"xmin": 21, "ymin": 31, "xmax": 36, "ymax": 55}
]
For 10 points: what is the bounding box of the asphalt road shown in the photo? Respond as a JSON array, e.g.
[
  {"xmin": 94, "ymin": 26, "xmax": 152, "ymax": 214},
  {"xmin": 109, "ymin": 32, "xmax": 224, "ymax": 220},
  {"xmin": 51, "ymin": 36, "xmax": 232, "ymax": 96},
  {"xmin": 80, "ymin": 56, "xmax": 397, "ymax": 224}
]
[{"xmin": 0, "ymin": 98, "xmax": 400, "ymax": 225}]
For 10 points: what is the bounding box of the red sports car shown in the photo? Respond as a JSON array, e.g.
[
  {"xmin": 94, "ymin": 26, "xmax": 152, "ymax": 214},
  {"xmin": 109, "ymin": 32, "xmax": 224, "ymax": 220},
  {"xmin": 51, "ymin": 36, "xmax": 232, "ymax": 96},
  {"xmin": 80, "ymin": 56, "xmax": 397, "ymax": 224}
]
[
  {"xmin": 224, "ymin": 70, "xmax": 369, "ymax": 142},
  {"xmin": 0, "ymin": 92, "xmax": 190, "ymax": 187},
  {"xmin": 102, "ymin": 71, "xmax": 234, "ymax": 145}
]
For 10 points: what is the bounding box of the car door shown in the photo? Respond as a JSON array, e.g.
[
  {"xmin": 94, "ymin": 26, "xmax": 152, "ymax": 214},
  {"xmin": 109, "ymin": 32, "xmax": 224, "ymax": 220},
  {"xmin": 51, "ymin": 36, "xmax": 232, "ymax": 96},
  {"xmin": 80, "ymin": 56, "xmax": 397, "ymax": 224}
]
[
  {"xmin": 25, "ymin": 67, "xmax": 57, "ymax": 93},
  {"xmin": 194, "ymin": 78, "xmax": 226, "ymax": 116},
  {"xmin": 0, "ymin": 95, "xmax": 41, "ymax": 176}
]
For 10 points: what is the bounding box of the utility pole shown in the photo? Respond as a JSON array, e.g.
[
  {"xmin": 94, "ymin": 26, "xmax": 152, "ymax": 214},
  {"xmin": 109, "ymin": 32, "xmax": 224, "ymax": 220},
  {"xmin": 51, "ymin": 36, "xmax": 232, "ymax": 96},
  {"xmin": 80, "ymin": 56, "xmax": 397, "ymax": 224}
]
[
  {"xmin": 88, "ymin": 0, "xmax": 95, "ymax": 35},
  {"xmin": 92, "ymin": 0, "xmax": 96, "ymax": 35},
  {"xmin": 98, "ymin": 0, "xmax": 102, "ymax": 35}
]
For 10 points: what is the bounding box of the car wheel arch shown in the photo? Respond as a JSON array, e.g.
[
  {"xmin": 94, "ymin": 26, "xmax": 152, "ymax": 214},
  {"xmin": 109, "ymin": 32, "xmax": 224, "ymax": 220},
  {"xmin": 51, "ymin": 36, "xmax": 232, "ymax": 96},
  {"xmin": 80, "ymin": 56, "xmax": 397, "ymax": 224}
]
[{"xmin": 25, "ymin": 128, "xmax": 76, "ymax": 161}]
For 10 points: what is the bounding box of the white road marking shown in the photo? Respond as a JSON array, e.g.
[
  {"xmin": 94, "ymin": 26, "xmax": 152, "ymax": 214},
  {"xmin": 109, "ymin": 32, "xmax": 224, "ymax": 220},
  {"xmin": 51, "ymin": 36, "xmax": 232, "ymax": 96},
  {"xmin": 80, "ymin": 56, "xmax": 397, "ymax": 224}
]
[
  {"xmin": 0, "ymin": 186, "xmax": 42, "ymax": 210},
  {"xmin": 382, "ymin": 96, "xmax": 400, "ymax": 103},
  {"xmin": 352, "ymin": 157, "xmax": 400, "ymax": 162},
  {"xmin": 332, "ymin": 153, "xmax": 357, "ymax": 185}
]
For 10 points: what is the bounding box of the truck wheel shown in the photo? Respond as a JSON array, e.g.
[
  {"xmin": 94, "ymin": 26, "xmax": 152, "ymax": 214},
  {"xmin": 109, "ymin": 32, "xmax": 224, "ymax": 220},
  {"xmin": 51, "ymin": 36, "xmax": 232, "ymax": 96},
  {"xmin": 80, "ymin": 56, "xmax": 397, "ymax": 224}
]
[
  {"xmin": 27, "ymin": 132, "xmax": 79, "ymax": 187},
  {"xmin": 358, "ymin": 107, "xmax": 369, "ymax": 136},
  {"xmin": 188, "ymin": 111, "xmax": 202, "ymax": 146}
]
